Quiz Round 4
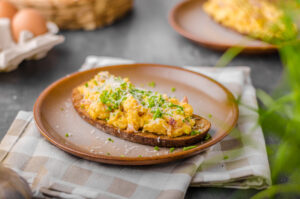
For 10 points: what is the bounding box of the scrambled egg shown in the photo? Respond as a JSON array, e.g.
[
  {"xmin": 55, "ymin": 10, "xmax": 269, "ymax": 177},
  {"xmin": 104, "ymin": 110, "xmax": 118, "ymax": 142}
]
[
  {"xmin": 77, "ymin": 71, "xmax": 198, "ymax": 137},
  {"xmin": 203, "ymin": 0, "xmax": 297, "ymax": 42}
]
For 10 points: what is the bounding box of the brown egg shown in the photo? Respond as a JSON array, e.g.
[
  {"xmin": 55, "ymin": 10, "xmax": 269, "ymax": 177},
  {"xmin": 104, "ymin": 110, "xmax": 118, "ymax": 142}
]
[
  {"xmin": 12, "ymin": 8, "xmax": 48, "ymax": 42},
  {"xmin": 0, "ymin": 0, "xmax": 18, "ymax": 20}
]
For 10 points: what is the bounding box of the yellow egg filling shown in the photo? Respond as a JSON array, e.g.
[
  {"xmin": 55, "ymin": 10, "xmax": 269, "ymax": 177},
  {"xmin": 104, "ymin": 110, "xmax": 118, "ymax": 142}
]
[{"xmin": 78, "ymin": 71, "xmax": 199, "ymax": 137}]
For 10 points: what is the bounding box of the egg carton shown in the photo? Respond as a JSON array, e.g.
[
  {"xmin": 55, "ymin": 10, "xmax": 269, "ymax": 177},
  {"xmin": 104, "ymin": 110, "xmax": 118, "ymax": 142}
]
[{"xmin": 0, "ymin": 18, "xmax": 64, "ymax": 72}]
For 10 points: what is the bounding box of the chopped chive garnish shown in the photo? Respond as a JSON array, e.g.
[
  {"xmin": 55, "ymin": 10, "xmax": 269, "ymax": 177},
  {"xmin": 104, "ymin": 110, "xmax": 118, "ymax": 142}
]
[
  {"xmin": 153, "ymin": 109, "xmax": 163, "ymax": 120},
  {"xmin": 120, "ymin": 82, "xmax": 127, "ymax": 89},
  {"xmin": 138, "ymin": 155, "xmax": 142, "ymax": 157},
  {"xmin": 60, "ymin": 107, "xmax": 64, "ymax": 111},
  {"xmin": 85, "ymin": 83, "xmax": 88, "ymax": 87},
  {"xmin": 204, "ymin": 134, "xmax": 211, "ymax": 141},
  {"xmin": 191, "ymin": 130, "xmax": 201, "ymax": 136},
  {"xmin": 154, "ymin": 146, "xmax": 160, "ymax": 151},
  {"xmin": 108, "ymin": 138, "xmax": 114, "ymax": 143},
  {"xmin": 148, "ymin": 81, "xmax": 156, "ymax": 88},
  {"xmin": 120, "ymin": 155, "xmax": 125, "ymax": 157},
  {"xmin": 65, "ymin": 133, "xmax": 70, "ymax": 137},
  {"xmin": 183, "ymin": 117, "xmax": 190, "ymax": 123},
  {"xmin": 171, "ymin": 87, "xmax": 176, "ymax": 92},
  {"xmin": 107, "ymin": 152, "xmax": 111, "ymax": 156},
  {"xmin": 169, "ymin": 147, "xmax": 175, "ymax": 153},
  {"xmin": 183, "ymin": 145, "xmax": 197, "ymax": 151},
  {"xmin": 208, "ymin": 114, "xmax": 212, "ymax": 118},
  {"xmin": 223, "ymin": 155, "xmax": 229, "ymax": 160}
]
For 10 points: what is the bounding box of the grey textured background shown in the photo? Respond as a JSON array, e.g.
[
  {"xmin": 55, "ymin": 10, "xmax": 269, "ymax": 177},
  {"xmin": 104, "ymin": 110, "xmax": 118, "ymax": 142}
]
[{"xmin": 0, "ymin": 0, "xmax": 281, "ymax": 198}]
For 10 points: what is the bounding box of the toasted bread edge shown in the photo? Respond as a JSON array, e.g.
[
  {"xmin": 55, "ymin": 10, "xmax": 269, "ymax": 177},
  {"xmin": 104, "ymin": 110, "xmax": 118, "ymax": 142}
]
[{"xmin": 72, "ymin": 87, "xmax": 211, "ymax": 147}]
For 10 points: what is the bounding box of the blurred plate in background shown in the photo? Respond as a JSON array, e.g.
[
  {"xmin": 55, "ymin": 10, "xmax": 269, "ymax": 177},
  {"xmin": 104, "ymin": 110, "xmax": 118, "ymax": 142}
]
[{"xmin": 169, "ymin": 0, "xmax": 277, "ymax": 54}]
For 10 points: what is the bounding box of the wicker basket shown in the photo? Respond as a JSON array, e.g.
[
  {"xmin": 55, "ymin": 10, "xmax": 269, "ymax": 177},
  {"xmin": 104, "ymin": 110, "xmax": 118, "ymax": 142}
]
[{"xmin": 8, "ymin": 0, "xmax": 133, "ymax": 30}]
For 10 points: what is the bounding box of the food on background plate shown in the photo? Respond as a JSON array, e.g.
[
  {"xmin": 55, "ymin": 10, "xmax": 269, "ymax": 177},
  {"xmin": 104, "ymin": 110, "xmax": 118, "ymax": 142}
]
[
  {"xmin": 203, "ymin": 0, "xmax": 298, "ymax": 42},
  {"xmin": 11, "ymin": 8, "xmax": 48, "ymax": 42},
  {"xmin": 72, "ymin": 71, "xmax": 211, "ymax": 147},
  {"xmin": 0, "ymin": 0, "xmax": 17, "ymax": 20}
]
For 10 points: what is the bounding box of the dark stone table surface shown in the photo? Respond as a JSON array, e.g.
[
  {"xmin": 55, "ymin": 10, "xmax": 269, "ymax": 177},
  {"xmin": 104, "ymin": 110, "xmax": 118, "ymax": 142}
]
[{"xmin": 0, "ymin": 0, "xmax": 281, "ymax": 198}]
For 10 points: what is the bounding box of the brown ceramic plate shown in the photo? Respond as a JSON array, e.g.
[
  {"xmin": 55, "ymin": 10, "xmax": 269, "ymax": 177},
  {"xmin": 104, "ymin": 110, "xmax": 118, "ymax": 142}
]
[
  {"xmin": 34, "ymin": 64, "xmax": 238, "ymax": 165},
  {"xmin": 169, "ymin": 0, "xmax": 277, "ymax": 53}
]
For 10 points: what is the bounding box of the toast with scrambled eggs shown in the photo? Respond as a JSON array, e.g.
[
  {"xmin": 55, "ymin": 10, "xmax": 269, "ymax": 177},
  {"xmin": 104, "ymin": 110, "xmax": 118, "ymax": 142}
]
[{"xmin": 72, "ymin": 71, "xmax": 210, "ymax": 147}]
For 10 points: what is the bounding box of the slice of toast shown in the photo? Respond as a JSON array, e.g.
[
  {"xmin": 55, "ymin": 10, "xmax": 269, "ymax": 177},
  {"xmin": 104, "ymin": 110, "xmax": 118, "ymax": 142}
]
[{"xmin": 72, "ymin": 87, "xmax": 211, "ymax": 147}]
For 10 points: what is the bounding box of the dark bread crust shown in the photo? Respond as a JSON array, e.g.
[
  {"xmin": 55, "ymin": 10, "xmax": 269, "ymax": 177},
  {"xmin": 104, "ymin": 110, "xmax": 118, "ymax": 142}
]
[{"xmin": 72, "ymin": 87, "xmax": 211, "ymax": 147}]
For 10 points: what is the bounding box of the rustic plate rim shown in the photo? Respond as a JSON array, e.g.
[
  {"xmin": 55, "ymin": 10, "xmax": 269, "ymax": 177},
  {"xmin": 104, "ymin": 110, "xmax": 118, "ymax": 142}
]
[
  {"xmin": 33, "ymin": 63, "xmax": 239, "ymax": 165},
  {"xmin": 168, "ymin": 0, "xmax": 278, "ymax": 53}
]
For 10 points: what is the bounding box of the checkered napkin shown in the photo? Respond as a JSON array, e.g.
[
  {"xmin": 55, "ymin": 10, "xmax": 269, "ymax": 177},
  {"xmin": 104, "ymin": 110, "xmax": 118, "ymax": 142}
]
[{"xmin": 0, "ymin": 56, "xmax": 271, "ymax": 199}]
